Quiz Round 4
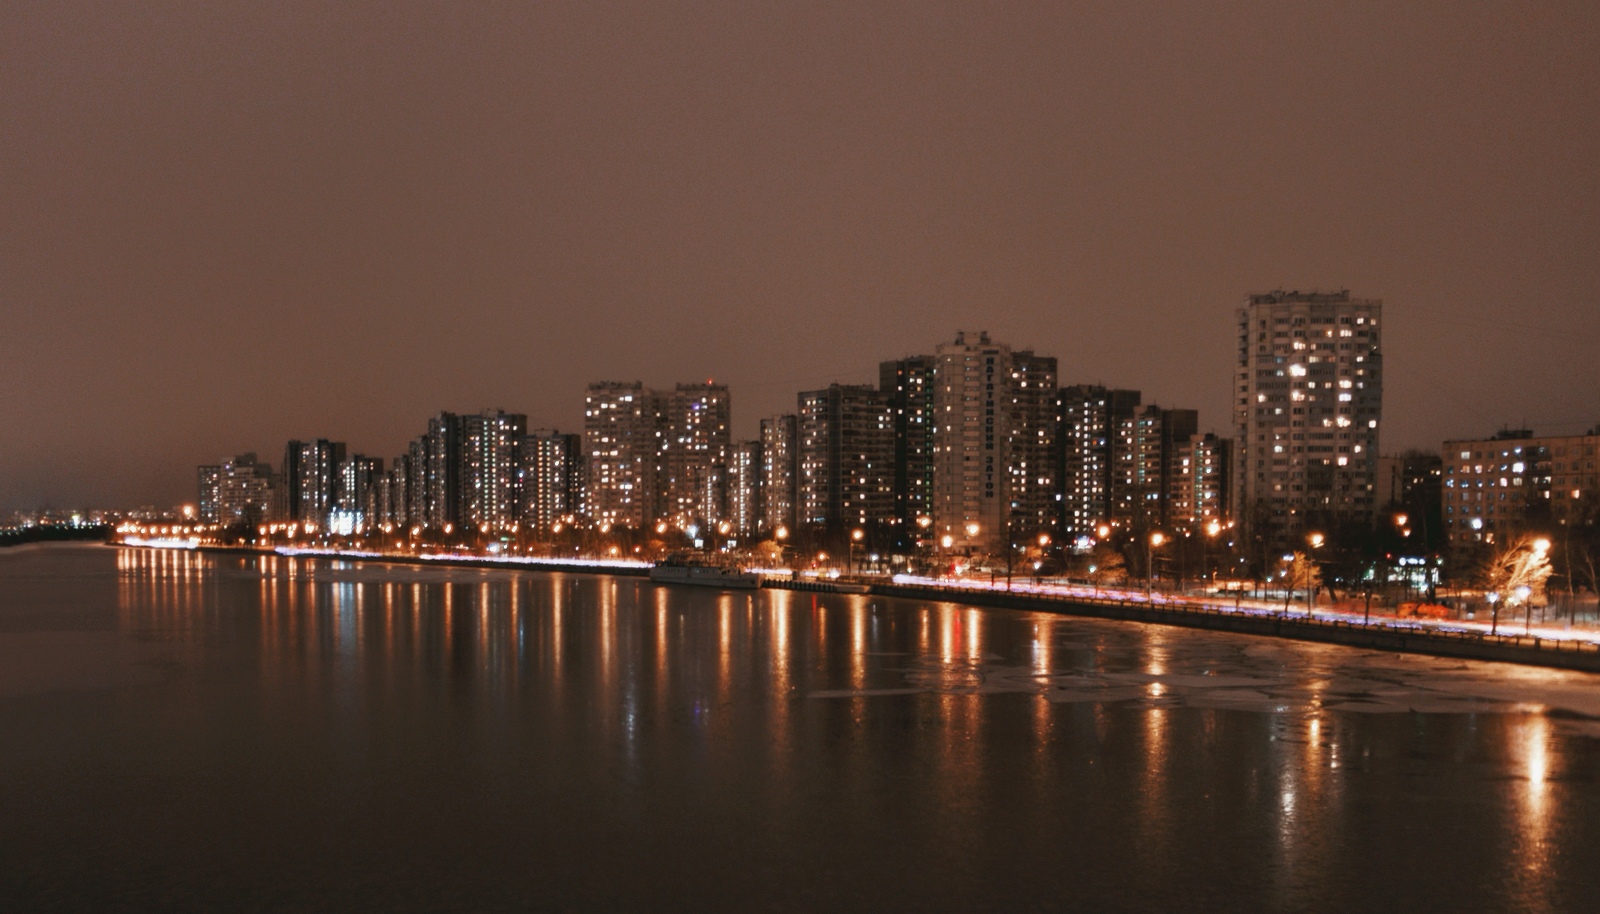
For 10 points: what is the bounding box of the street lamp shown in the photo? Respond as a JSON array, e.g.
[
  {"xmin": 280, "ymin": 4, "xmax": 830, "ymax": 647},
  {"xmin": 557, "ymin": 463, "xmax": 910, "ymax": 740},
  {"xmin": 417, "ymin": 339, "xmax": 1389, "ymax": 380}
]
[
  {"xmin": 1203, "ymin": 520, "xmax": 1224, "ymax": 587},
  {"xmin": 1146, "ymin": 532, "xmax": 1166, "ymax": 599},
  {"xmin": 1525, "ymin": 539, "xmax": 1551, "ymax": 633},
  {"xmin": 850, "ymin": 527, "xmax": 864, "ymax": 574}
]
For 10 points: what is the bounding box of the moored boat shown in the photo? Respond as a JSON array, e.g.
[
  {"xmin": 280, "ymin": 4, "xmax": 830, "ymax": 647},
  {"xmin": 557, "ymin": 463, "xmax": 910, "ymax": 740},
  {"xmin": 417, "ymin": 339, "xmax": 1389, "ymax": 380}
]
[{"xmin": 649, "ymin": 558, "xmax": 761, "ymax": 590}]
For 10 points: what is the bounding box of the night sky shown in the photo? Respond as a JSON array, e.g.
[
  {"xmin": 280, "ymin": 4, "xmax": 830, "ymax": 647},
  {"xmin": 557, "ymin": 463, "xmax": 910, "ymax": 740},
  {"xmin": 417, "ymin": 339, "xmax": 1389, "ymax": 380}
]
[{"xmin": 4, "ymin": 1, "xmax": 1597, "ymax": 510}]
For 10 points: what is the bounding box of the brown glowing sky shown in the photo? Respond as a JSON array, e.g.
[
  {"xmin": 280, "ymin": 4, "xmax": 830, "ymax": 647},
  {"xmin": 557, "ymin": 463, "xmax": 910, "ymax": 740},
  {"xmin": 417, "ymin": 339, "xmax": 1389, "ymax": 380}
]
[{"xmin": 3, "ymin": 1, "xmax": 1598, "ymax": 510}]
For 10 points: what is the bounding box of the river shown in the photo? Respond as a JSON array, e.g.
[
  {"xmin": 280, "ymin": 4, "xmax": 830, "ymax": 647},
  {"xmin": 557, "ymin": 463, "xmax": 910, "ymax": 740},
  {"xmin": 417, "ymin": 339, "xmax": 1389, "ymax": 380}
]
[{"xmin": 2, "ymin": 544, "xmax": 1597, "ymax": 912}]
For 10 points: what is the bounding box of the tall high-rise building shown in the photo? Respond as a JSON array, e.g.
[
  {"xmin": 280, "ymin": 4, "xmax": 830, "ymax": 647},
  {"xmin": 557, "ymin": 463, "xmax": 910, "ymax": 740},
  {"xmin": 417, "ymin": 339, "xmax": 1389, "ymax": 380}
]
[
  {"xmin": 880, "ymin": 355, "xmax": 937, "ymax": 545},
  {"xmin": 727, "ymin": 440, "xmax": 763, "ymax": 537},
  {"xmin": 406, "ymin": 437, "xmax": 429, "ymax": 529},
  {"xmin": 584, "ymin": 382, "xmax": 665, "ymax": 529},
  {"xmin": 372, "ymin": 454, "xmax": 411, "ymax": 529},
  {"xmin": 931, "ymin": 331, "xmax": 1059, "ymax": 551},
  {"xmin": 1112, "ymin": 406, "xmax": 1198, "ymax": 530},
  {"xmin": 518, "ymin": 429, "xmax": 582, "ymax": 531},
  {"xmin": 334, "ymin": 455, "xmax": 382, "ymax": 533},
  {"xmin": 403, "ymin": 413, "xmax": 466, "ymax": 530},
  {"xmin": 1057, "ymin": 386, "xmax": 1142, "ymax": 541},
  {"xmin": 797, "ymin": 385, "xmax": 894, "ymax": 530},
  {"xmin": 460, "ymin": 410, "xmax": 527, "ymax": 531},
  {"xmin": 931, "ymin": 331, "xmax": 1009, "ymax": 550},
  {"xmin": 759, "ymin": 414, "xmax": 799, "ymax": 534},
  {"xmin": 661, "ymin": 382, "xmax": 731, "ymax": 529},
  {"xmin": 1172, "ymin": 433, "xmax": 1233, "ymax": 528},
  {"xmin": 198, "ymin": 453, "xmax": 276, "ymax": 527},
  {"xmin": 280, "ymin": 441, "xmax": 304, "ymax": 523},
  {"xmin": 294, "ymin": 439, "xmax": 346, "ymax": 530},
  {"xmin": 1006, "ymin": 351, "xmax": 1059, "ymax": 544},
  {"xmin": 1235, "ymin": 290, "xmax": 1383, "ymax": 535},
  {"xmin": 197, "ymin": 465, "xmax": 222, "ymax": 524}
]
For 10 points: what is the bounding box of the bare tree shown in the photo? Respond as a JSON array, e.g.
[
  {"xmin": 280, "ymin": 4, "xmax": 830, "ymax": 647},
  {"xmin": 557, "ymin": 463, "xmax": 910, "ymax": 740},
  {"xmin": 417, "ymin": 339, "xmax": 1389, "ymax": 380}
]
[
  {"xmin": 1280, "ymin": 551, "xmax": 1323, "ymax": 615},
  {"xmin": 1476, "ymin": 535, "xmax": 1553, "ymax": 635},
  {"xmin": 1087, "ymin": 546, "xmax": 1127, "ymax": 592}
]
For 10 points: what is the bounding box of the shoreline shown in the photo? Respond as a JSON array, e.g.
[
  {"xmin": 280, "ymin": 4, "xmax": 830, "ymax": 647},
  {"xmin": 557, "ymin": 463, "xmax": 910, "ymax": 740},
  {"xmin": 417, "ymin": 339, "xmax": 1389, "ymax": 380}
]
[{"xmin": 125, "ymin": 542, "xmax": 1600, "ymax": 675}]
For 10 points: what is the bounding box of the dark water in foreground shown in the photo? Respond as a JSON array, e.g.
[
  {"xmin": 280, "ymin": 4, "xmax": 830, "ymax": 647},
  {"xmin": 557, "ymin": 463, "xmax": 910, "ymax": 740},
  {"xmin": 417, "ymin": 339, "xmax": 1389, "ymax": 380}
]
[{"xmin": 3, "ymin": 546, "xmax": 1599, "ymax": 912}]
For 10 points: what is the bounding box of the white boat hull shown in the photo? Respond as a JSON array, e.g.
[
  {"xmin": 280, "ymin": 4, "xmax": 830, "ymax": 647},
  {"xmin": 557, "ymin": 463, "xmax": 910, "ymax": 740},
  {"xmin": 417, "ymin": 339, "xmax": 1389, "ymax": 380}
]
[{"xmin": 649, "ymin": 564, "xmax": 762, "ymax": 589}]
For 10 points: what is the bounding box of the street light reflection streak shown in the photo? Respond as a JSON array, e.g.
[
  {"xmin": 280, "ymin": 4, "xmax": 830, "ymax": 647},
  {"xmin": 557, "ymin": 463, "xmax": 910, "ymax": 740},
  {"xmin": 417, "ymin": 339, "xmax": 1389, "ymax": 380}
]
[{"xmin": 1516, "ymin": 713, "xmax": 1555, "ymax": 909}]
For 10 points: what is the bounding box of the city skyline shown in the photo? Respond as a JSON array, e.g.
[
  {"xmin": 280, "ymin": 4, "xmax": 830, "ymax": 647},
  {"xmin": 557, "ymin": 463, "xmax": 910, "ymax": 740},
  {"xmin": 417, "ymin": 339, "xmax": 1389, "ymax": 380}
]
[
  {"xmin": 7, "ymin": 303, "xmax": 1591, "ymax": 515},
  {"xmin": 5, "ymin": 2, "xmax": 1598, "ymax": 510}
]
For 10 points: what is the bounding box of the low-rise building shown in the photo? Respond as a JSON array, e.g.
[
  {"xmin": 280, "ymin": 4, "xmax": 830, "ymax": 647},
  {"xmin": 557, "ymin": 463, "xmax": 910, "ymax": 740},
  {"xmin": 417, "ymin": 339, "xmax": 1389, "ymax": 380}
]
[{"xmin": 1443, "ymin": 427, "xmax": 1600, "ymax": 545}]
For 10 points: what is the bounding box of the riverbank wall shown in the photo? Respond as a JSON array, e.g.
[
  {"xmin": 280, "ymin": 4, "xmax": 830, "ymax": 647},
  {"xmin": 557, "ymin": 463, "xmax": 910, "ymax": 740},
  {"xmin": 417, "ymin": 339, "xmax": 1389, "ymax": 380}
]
[{"xmin": 859, "ymin": 581, "xmax": 1600, "ymax": 673}]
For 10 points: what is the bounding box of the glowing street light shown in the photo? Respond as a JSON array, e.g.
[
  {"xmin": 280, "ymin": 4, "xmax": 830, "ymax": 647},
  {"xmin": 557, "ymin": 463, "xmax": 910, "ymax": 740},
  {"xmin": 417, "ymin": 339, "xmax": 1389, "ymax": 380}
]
[{"xmin": 1146, "ymin": 532, "xmax": 1166, "ymax": 598}]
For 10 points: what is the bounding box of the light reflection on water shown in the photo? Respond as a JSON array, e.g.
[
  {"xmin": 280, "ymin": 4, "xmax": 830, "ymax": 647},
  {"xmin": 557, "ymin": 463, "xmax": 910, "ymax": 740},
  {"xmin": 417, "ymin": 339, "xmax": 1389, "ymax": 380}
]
[{"xmin": 0, "ymin": 546, "xmax": 1595, "ymax": 911}]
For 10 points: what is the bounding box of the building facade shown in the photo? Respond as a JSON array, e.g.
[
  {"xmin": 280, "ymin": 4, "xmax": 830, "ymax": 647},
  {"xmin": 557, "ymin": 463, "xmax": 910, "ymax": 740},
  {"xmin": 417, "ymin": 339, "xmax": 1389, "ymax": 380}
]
[
  {"xmin": 1006, "ymin": 351, "xmax": 1060, "ymax": 544},
  {"xmin": 1057, "ymin": 386, "xmax": 1143, "ymax": 542},
  {"xmin": 334, "ymin": 455, "xmax": 382, "ymax": 534},
  {"xmin": 881, "ymin": 355, "xmax": 938, "ymax": 545},
  {"xmin": 583, "ymin": 382, "xmax": 664, "ymax": 529},
  {"xmin": 517, "ymin": 429, "xmax": 582, "ymax": 532},
  {"xmin": 460, "ymin": 410, "xmax": 527, "ymax": 531},
  {"xmin": 931, "ymin": 331, "xmax": 1011, "ymax": 551},
  {"xmin": 1443, "ymin": 428, "xmax": 1600, "ymax": 546},
  {"xmin": 1185, "ymin": 433, "xmax": 1233, "ymax": 527},
  {"xmin": 727, "ymin": 440, "xmax": 763, "ymax": 538},
  {"xmin": 797, "ymin": 385, "xmax": 894, "ymax": 531},
  {"xmin": 760, "ymin": 414, "xmax": 799, "ymax": 534},
  {"xmin": 197, "ymin": 453, "xmax": 275, "ymax": 527},
  {"xmin": 294, "ymin": 439, "xmax": 347, "ymax": 530},
  {"xmin": 1112, "ymin": 406, "xmax": 1198, "ymax": 530},
  {"xmin": 413, "ymin": 413, "xmax": 463, "ymax": 530},
  {"xmin": 1234, "ymin": 290, "xmax": 1383, "ymax": 536},
  {"xmin": 660, "ymin": 382, "xmax": 731, "ymax": 529}
]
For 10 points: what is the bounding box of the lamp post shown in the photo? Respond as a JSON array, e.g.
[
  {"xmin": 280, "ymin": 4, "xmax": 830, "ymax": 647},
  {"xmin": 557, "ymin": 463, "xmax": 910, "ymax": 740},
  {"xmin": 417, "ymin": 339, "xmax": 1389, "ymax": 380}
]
[
  {"xmin": 1307, "ymin": 532, "xmax": 1324, "ymax": 614},
  {"xmin": 915, "ymin": 515, "xmax": 932, "ymax": 569},
  {"xmin": 1146, "ymin": 532, "xmax": 1166, "ymax": 600},
  {"xmin": 1204, "ymin": 521, "xmax": 1222, "ymax": 588},
  {"xmin": 1526, "ymin": 537, "xmax": 1551, "ymax": 634},
  {"xmin": 850, "ymin": 527, "xmax": 864, "ymax": 575}
]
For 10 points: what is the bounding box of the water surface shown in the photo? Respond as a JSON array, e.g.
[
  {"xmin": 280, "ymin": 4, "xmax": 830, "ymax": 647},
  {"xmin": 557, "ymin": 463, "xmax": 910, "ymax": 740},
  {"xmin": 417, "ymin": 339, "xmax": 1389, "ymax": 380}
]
[{"xmin": 2, "ymin": 545, "xmax": 1597, "ymax": 912}]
